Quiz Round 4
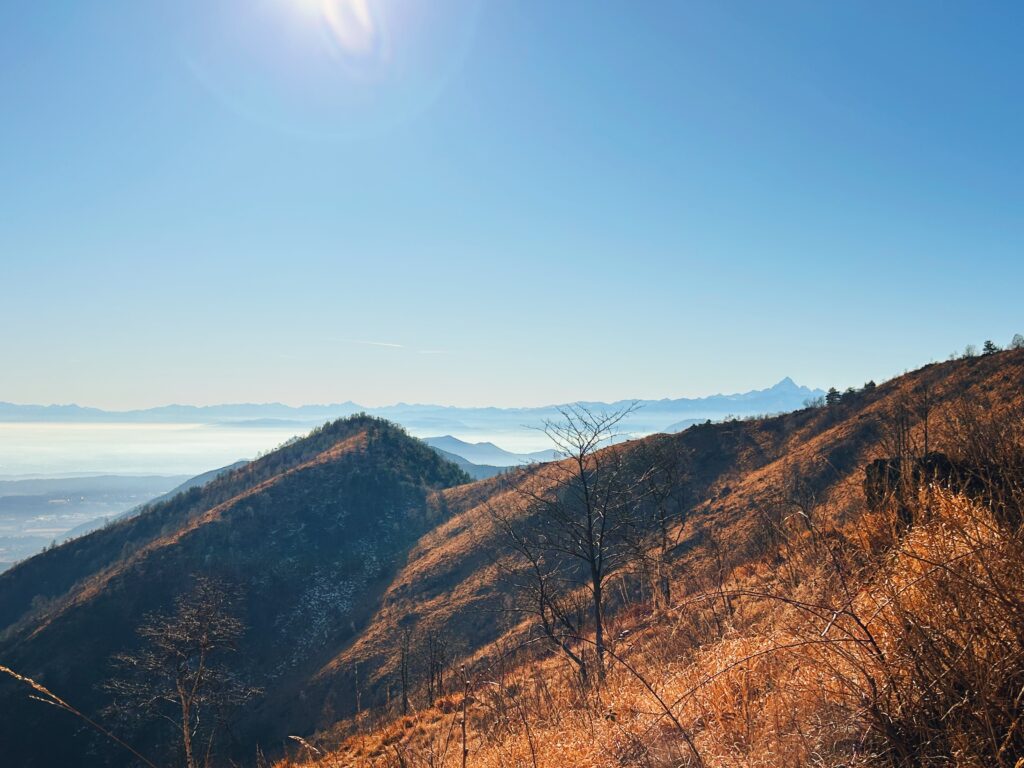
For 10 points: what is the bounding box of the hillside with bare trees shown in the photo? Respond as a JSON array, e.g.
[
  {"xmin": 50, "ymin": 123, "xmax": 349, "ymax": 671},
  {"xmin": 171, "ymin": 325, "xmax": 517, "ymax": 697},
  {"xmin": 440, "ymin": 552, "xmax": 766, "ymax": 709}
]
[{"xmin": 281, "ymin": 348, "xmax": 1024, "ymax": 768}]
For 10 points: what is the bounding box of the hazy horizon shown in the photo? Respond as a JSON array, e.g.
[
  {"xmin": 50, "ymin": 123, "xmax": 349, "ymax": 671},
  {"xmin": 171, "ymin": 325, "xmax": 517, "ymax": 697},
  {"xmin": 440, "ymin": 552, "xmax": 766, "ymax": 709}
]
[
  {"xmin": 2, "ymin": 373, "xmax": 818, "ymax": 412},
  {"xmin": 0, "ymin": 372, "xmax": 826, "ymax": 477}
]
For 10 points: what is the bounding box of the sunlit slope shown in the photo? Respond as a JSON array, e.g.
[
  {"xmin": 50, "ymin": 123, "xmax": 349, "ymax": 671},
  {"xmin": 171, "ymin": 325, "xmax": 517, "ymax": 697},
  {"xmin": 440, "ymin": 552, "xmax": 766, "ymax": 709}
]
[{"xmin": 302, "ymin": 349, "xmax": 1024, "ymax": 756}]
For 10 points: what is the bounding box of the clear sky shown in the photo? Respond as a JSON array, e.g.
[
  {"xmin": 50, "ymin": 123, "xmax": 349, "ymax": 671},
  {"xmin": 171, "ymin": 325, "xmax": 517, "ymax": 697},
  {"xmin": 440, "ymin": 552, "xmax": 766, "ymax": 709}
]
[{"xmin": 2, "ymin": 1, "xmax": 1022, "ymax": 409}]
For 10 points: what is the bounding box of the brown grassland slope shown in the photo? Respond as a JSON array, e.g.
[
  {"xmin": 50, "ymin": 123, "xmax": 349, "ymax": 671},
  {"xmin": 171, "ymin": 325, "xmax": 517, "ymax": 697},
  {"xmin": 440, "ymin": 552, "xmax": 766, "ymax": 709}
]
[{"xmin": 283, "ymin": 349, "xmax": 1024, "ymax": 768}]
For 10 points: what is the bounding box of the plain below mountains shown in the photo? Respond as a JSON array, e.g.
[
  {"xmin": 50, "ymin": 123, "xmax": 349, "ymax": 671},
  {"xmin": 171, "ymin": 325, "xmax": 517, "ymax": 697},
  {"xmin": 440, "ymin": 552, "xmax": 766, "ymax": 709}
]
[
  {"xmin": 57, "ymin": 461, "xmax": 248, "ymax": 541},
  {"xmin": 0, "ymin": 475, "xmax": 189, "ymax": 572}
]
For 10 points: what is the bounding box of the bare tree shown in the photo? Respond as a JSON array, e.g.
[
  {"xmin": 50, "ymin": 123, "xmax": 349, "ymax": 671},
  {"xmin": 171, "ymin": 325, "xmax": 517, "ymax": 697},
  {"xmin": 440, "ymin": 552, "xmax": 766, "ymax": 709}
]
[
  {"xmin": 915, "ymin": 383, "xmax": 936, "ymax": 455},
  {"xmin": 354, "ymin": 661, "xmax": 363, "ymax": 728},
  {"xmin": 491, "ymin": 505, "xmax": 593, "ymax": 683},
  {"xmin": 104, "ymin": 576, "xmax": 258, "ymax": 768},
  {"xmin": 399, "ymin": 625, "xmax": 413, "ymax": 716},
  {"xmin": 425, "ymin": 630, "xmax": 448, "ymax": 706},
  {"xmin": 869, "ymin": 386, "xmax": 940, "ymax": 530},
  {"xmin": 628, "ymin": 435, "xmax": 690, "ymax": 607},
  {"xmin": 492, "ymin": 404, "xmax": 641, "ymax": 683},
  {"xmin": 879, "ymin": 395, "xmax": 917, "ymax": 461}
]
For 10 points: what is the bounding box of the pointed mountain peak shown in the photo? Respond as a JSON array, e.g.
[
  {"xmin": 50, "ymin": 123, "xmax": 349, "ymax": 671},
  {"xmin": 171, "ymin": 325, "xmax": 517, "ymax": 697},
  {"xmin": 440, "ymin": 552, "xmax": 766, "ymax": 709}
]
[{"xmin": 771, "ymin": 376, "xmax": 799, "ymax": 391}]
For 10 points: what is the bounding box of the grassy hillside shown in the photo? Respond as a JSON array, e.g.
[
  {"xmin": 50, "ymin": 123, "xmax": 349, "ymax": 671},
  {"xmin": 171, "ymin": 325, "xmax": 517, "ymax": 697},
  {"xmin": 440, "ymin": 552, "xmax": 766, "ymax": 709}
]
[{"xmin": 278, "ymin": 349, "xmax": 1024, "ymax": 768}]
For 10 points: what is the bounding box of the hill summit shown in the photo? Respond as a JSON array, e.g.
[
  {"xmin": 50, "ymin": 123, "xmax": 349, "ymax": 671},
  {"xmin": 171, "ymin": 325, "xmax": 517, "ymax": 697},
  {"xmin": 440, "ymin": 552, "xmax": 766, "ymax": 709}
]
[{"xmin": 0, "ymin": 415, "xmax": 469, "ymax": 767}]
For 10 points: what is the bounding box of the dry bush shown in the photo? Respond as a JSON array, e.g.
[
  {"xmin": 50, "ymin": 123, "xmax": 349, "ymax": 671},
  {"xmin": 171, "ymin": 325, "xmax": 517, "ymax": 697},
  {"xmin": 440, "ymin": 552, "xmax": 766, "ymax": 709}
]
[{"xmin": 852, "ymin": 489, "xmax": 1024, "ymax": 765}]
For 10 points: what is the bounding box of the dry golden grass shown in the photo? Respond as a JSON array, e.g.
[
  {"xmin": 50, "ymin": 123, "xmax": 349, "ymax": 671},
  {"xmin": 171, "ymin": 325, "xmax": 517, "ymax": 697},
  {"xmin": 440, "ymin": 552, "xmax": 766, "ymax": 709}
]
[{"xmin": 284, "ymin": 486, "xmax": 1024, "ymax": 768}]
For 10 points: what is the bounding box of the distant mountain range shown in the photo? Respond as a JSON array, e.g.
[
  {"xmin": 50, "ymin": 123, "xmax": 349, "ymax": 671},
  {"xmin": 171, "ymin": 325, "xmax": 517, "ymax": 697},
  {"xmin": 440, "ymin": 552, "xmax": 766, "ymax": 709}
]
[{"xmin": 0, "ymin": 378, "xmax": 825, "ymax": 438}]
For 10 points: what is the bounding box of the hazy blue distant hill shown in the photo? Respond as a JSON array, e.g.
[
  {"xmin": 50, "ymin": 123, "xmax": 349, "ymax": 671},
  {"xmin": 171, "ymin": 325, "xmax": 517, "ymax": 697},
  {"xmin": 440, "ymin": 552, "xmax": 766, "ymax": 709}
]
[
  {"xmin": 0, "ymin": 475, "xmax": 187, "ymax": 497},
  {"xmin": 0, "ymin": 401, "xmax": 362, "ymax": 424},
  {"xmin": 423, "ymin": 436, "xmax": 560, "ymax": 466},
  {"xmin": 664, "ymin": 418, "xmax": 705, "ymax": 433},
  {"xmin": 427, "ymin": 447, "xmax": 504, "ymax": 480}
]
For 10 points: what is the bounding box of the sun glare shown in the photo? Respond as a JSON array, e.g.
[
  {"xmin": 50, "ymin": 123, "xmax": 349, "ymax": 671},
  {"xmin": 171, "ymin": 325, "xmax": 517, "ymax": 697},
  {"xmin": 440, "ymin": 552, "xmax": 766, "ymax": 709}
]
[
  {"xmin": 182, "ymin": 0, "xmax": 478, "ymax": 136},
  {"xmin": 323, "ymin": 0, "xmax": 377, "ymax": 56},
  {"xmin": 290, "ymin": 0, "xmax": 385, "ymax": 63}
]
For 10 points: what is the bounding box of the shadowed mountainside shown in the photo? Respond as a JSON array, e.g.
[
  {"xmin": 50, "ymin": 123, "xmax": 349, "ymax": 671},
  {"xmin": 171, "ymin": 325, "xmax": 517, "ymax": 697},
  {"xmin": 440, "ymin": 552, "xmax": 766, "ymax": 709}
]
[{"xmin": 0, "ymin": 416, "xmax": 470, "ymax": 768}]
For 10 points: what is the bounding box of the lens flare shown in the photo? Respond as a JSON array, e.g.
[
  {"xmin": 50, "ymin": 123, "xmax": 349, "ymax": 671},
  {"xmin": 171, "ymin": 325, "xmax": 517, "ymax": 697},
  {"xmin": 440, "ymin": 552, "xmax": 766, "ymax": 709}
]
[
  {"xmin": 323, "ymin": 0, "xmax": 377, "ymax": 56},
  {"xmin": 295, "ymin": 0, "xmax": 388, "ymax": 76}
]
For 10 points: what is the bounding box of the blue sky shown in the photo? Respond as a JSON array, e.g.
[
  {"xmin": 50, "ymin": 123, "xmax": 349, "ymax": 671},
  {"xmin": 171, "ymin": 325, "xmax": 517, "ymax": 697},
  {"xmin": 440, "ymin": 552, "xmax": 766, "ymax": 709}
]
[{"xmin": 2, "ymin": 1, "xmax": 1022, "ymax": 409}]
